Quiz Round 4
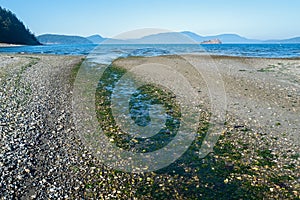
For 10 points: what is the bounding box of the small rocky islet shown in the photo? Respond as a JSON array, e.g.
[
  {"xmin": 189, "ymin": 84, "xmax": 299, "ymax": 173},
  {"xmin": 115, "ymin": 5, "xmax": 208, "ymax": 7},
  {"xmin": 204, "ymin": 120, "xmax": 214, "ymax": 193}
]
[{"xmin": 0, "ymin": 54, "xmax": 299, "ymax": 199}]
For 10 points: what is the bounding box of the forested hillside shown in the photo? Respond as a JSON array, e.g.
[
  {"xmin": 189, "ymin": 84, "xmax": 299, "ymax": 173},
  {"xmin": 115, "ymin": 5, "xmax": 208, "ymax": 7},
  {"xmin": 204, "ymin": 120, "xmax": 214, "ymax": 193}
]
[
  {"xmin": 37, "ymin": 34, "xmax": 93, "ymax": 44},
  {"xmin": 0, "ymin": 7, "xmax": 40, "ymax": 45}
]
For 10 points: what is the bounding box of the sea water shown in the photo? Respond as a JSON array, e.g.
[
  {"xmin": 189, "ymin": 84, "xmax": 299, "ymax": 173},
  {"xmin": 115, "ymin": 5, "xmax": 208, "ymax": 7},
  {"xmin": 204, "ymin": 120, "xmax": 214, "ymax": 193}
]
[{"xmin": 0, "ymin": 43, "xmax": 299, "ymax": 64}]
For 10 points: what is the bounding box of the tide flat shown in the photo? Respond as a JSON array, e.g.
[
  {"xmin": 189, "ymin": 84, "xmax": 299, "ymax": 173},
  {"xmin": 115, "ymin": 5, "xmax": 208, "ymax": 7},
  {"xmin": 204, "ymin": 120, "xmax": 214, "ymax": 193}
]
[{"xmin": 0, "ymin": 54, "xmax": 299, "ymax": 199}]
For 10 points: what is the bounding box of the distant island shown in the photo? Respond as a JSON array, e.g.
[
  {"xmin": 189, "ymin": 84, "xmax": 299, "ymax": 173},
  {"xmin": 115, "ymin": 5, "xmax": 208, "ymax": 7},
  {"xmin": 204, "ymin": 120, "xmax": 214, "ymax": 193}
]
[
  {"xmin": 86, "ymin": 35, "xmax": 106, "ymax": 44},
  {"xmin": 37, "ymin": 34, "xmax": 93, "ymax": 45},
  {"xmin": 36, "ymin": 34, "xmax": 108, "ymax": 45},
  {"xmin": 0, "ymin": 7, "xmax": 40, "ymax": 45},
  {"xmin": 37, "ymin": 32, "xmax": 300, "ymax": 45}
]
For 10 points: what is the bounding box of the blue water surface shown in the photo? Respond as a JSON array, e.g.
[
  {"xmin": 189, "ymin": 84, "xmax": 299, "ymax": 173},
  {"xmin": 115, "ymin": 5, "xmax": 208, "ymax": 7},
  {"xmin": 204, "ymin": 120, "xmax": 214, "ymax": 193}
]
[{"xmin": 0, "ymin": 43, "xmax": 299, "ymax": 63}]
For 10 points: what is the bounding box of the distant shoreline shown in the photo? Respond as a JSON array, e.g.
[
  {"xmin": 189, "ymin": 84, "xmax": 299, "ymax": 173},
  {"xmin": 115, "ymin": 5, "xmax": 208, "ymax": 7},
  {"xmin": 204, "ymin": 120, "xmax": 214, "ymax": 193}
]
[{"xmin": 0, "ymin": 43, "xmax": 25, "ymax": 47}]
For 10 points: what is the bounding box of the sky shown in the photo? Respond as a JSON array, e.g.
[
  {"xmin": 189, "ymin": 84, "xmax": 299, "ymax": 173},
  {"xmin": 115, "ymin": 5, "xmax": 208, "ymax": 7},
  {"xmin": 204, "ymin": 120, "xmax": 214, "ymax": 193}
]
[{"xmin": 0, "ymin": 0, "xmax": 299, "ymax": 40}]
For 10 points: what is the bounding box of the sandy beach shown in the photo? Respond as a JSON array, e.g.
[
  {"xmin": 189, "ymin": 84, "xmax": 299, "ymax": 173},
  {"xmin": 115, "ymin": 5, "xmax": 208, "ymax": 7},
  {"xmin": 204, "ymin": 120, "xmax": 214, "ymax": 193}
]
[{"xmin": 0, "ymin": 54, "xmax": 299, "ymax": 199}]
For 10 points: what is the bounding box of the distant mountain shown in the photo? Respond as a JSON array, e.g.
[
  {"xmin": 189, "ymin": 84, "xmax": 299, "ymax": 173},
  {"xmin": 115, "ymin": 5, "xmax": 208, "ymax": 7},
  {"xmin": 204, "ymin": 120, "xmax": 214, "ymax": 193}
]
[
  {"xmin": 37, "ymin": 34, "xmax": 92, "ymax": 44},
  {"xmin": 264, "ymin": 37, "xmax": 300, "ymax": 44},
  {"xmin": 104, "ymin": 32, "xmax": 262, "ymax": 44},
  {"xmin": 88, "ymin": 33, "xmax": 188, "ymax": 44},
  {"xmin": 204, "ymin": 34, "xmax": 261, "ymax": 44},
  {"xmin": 134, "ymin": 32, "xmax": 195, "ymax": 44},
  {"xmin": 0, "ymin": 7, "xmax": 40, "ymax": 45},
  {"xmin": 181, "ymin": 31, "xmax": 205, "ymax": 42},
  {"xmin": 109, "ymin": 32, "xmax": 258, "ymax": 44},
  {"xmin": 137, "ymin": 32, "xmax": 300, "ymax": 44},
  {"xmin": 181, "ymin": 32, "xmax": 261, "ymax": 44},
  {"xmin": 181, "ymin": 32, "xmax": 300, "ymax": 44},
  {"xmin": 86, "ymin": 34, "xmax": 106, "ymax": 44},
  {"xmin": 91, "ymin": 32, "xmax": 196, "ymax": 44},
  {"xmin": 38, "ymin": 32, "xmax": 300, "ymax": 45},
  {"xmin": 87, "ymin": 32, "xmax": 300, "ymax": 44}
]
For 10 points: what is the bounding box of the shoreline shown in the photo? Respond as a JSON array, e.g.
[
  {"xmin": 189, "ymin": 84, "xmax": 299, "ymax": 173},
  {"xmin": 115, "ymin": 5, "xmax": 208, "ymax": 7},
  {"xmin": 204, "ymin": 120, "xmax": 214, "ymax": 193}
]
[
  {"xmin": 0, "ymin": 53, "xmax": 299, "ymax": 198},
  {"xmin": 1, "ymin": 51, "xmax": 300, "ymax": 60},
  {"xmin": 181, "ymin": 53, "xmax": 300, "ymax": 60},
  {"xmin": 0, "ymin": 43, "xmax": 25, "ymax": 47}
]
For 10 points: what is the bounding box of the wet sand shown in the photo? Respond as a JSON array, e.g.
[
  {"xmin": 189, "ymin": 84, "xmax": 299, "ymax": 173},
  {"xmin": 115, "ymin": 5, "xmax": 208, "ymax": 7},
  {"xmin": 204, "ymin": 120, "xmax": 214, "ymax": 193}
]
[{"xmin": 113, "ymin": 55, "xmax": 300, "ymax": 144}]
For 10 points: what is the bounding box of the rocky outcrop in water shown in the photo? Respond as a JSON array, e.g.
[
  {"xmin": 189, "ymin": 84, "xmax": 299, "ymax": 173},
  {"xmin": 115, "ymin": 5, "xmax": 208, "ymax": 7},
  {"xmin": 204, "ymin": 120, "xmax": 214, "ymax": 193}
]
[{"xmin": 201, "ymin": 39, "xmax": 222, "ymax": 44}]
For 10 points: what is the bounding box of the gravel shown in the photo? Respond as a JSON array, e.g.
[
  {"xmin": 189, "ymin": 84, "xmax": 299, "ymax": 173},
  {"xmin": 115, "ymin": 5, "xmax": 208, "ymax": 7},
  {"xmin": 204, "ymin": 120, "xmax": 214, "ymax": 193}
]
[
  {"xmin": 0, "ymin": 54, "xmax": 89, "ymax": 199},
  {"xmin": 0, "ymin": 54, "xmax": 299, "ymax": 199}
]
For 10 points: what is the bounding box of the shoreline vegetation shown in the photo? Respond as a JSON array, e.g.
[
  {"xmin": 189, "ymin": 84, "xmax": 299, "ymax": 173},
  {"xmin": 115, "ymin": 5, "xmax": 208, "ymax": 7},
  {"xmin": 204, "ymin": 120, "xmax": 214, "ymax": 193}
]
[
  {"xmin": 0, "ymin": 53, "xmax": 299, "ymax": 199},
  {"xmin": 0, "ymin": 7, "xmax": 40, "ymax": 45}
]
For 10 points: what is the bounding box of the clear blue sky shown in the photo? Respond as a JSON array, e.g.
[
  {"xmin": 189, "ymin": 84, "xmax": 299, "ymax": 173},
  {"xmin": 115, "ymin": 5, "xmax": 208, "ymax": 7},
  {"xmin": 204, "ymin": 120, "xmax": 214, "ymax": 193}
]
[{"xmin": 0, "ymin": 0, "xmax": 299, "ymax": 39}]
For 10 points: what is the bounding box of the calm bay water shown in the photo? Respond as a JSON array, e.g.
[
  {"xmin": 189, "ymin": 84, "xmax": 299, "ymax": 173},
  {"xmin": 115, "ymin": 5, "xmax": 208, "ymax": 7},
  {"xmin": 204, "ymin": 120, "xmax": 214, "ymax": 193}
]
[{"xmin": 0, "ymin": 43, "xmax": 299, "ymax": 64}]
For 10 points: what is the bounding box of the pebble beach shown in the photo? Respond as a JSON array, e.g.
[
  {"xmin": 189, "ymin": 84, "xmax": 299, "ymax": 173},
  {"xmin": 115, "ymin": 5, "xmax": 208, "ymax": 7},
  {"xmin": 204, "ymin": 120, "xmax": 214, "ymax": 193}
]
[{"xmin": 0, "ymin": 54, "xmax": 299, "ymax": 199}]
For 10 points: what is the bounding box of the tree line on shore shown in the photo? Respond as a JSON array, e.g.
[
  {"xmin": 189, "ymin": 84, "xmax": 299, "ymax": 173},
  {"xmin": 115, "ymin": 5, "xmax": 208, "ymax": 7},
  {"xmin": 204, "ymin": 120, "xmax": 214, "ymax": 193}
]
[{"xmin": 0, "ymin": 6, "xmax": 40, "ymax": 45}]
